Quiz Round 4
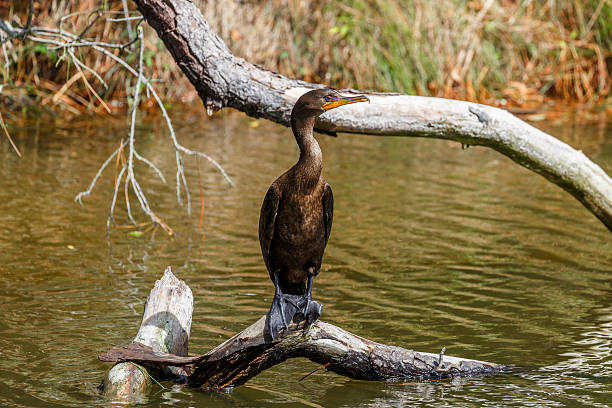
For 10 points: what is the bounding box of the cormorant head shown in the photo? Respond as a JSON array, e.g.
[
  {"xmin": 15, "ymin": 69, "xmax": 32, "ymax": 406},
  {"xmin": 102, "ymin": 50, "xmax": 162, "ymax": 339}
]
[{"xmin": 292, "ymin": 88, "xmax": 369, "ymax": 118}]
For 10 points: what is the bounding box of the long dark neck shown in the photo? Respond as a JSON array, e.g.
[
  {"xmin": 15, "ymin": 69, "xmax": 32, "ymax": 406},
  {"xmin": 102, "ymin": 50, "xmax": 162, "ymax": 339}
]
[{"xmin": 291, "ymin": 114, "xmax": 322, "ymax": 189}]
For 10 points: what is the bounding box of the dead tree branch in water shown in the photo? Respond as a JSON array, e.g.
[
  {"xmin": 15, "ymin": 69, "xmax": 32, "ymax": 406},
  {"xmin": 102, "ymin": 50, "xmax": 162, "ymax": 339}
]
[
  {"xmin": 0, "ymin": 12, "xmax": 233, "ymax": 234},
  {"xmin": 99, "ymin": 269, "xmax": 509, "ymax": 400},
  {"xmin": 101, "ymin": 267, "xmax": 193, "ymax": 399},
  {"xmin": 132, "ymin": 0, "xmax": 612, "ymax": 232}
]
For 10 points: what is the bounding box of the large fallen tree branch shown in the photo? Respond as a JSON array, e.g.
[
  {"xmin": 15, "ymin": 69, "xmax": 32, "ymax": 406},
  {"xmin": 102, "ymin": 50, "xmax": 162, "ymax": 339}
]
[
  {"xmin": 132, "ymin": 0, "xmax": 612, "ymax": 231},
  {"xmin": 100, "ymin": 269, "xmax": 508, "ymax": 398}
]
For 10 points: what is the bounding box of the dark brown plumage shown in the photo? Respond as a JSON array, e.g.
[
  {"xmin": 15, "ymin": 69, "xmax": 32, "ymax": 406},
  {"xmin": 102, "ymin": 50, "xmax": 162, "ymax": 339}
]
[{"xmin": 259, "ymin": 88, "xmax": 369, "ymax": 339}]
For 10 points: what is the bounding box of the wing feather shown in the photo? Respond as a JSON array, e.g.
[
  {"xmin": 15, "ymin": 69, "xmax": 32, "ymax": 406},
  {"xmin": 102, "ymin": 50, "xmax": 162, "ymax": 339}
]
[
  {"xmin": 259, "ymin": 184, "xmax": 280, "ymax": 272},
  {"xmin": 322, "ymin": 183, "xmax": 334, "ymax": 246}
]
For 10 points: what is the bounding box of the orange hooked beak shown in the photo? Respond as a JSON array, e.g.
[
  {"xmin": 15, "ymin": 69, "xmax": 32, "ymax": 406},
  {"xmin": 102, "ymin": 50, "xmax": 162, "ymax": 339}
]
[{"xmin": 322, "ymin": 94, "xmax": 370, "ymax": 111}]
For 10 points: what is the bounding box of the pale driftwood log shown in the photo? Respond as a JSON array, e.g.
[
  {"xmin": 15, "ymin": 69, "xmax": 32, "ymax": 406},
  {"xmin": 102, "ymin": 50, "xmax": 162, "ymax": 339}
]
[
  {"xmin": 100, "ymin": 270, "xmax": 509, "ymax": 393},
  {"xmin": 101, "ymin": 267, "xmax": 193, "ymax": 399},
  {"xmin": 132, "ymin": 0, "xmax": 612, "ymax": 231}
]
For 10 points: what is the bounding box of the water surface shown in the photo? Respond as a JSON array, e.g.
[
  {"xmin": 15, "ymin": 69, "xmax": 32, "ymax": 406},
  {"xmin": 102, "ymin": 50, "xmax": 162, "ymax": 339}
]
[{"xmin": 0, "ymin": 110, "xmax": 610, "ymax": 407}]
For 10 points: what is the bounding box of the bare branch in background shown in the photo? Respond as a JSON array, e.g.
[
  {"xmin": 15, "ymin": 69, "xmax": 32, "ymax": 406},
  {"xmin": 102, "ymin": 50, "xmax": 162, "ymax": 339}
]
[
  {"xmin": 0, "ymin": 0, "xmax": 34, "ymax": 44},
  {"xmin": 0, "ymin": 10, "xmax": 233, "ymax": 234},
  {"xmin": 121, "ymin": 27, "xmax": 173, "ymax": 235},
  {"xmin": 122, "ymin": 0, "xmax": 136, "ymax": 46},
  {"xmin": 75, "ymin": 140, "xmax": 129, "ymax": 206}
]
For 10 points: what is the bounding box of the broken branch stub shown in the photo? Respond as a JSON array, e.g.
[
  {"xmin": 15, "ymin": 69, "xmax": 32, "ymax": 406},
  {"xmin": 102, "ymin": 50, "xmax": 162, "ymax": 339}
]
[{"xmin": 101, "ymin": 267, "xmax": 193, "ymax": 399}]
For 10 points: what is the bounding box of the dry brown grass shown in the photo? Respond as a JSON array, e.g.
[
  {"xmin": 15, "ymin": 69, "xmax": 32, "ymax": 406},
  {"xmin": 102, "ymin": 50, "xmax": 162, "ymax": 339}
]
[
  {"xmin": 0, "ymin": 0, "xmax": 193, "ymax": 115},
  {"xmin": 0, "ymin": 0, "xmax": 610, "ymax": 116},
  {"xmin": 201, "ymin": 0, "xmax": 610, "ymax": 108}
]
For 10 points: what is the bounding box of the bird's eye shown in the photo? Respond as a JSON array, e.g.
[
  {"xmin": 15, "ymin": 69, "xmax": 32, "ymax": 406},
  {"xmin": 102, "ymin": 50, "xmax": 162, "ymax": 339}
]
[{"xmin": 324, "ymin": 96, "xmax": 332, "ymax": 102}]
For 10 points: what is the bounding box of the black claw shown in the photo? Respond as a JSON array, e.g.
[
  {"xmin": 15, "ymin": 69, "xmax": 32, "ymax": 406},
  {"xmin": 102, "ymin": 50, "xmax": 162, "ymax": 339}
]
[
  {"xmin": 300, "ymin": 275, "xmax": 322, "ymax": 328},
  {"xmin": 266, "ymin": 275, "xmax": 323, "ymax": 341},
  {"xmin": 303, "ymin": 298, "xmax": 323, "ymax": 327},
  {"xmin": 266, "ymin": 296, "xmax": 284, "ymax": 340}
]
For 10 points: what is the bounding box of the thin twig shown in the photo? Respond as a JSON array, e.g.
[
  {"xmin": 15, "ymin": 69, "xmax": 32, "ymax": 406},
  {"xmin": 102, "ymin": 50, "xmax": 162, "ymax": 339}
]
[
  {"xmin": 134, "ymin": 150, "xmax": 167, "ymax": 184},
  {"xmin": 76, "ymin": 10, "xmax": 102, "ymax": 40},
  {"xmin": 108, "ymin": 165, "xmax": 127, "ymax": 233},
  {"xmin": 178, "ymin": 145, "xmax": 233, "ymax": 185},
  {"xmin": 3, "ymin": 18, "xmax": 232, "ymax": 233},
  {"xmin": 122, "ymin": 27, "xmax": 174, "ymax": 235},
  {"xmin": 0, "ymin": 0, "xmax": 34, "ymax": 44},
  {"xmin": 107, "ymin": 16, "xmax": 144, "ymax": 23},
  {"xmin": 124, "ymin": 168, "xmax": 136, "ymax": 225},
  {"xmin": 175, "ymin": 151, "xmax": 184, "ymax": 207},
  {"xmin": 179, "ymin": 155, "xmax": 191, "ymax": 214},
  {"xmin": 122, "ymin": 0, "xmax": 136, "ymax": 45},
  {"xmin": 66, "ymin": 48, "xmax": 108, "ymax": 89},
  {"xmin": 28, "ymin": 26, "xmax": 233, "ymax": 189},
  {"xmin": 29, "ymin": 33, "xmax": 137, "ymax": 50},
  {"xmin": 299, "ymin": 362, "xmax": 330, "ymax": 381},
  {"xmin": 68, "ymin": 49, "xmax": 111, "ymax": 113},
  {"xmin": 75, "ymin": 140, "xmax": 128, "ymax": 204},
  {"xmin": 0, "ymin": 109, "xmax": 21, "ymax": 157},
  {"xmin": 124, "ymin": 26, "xmax": 146, "ymax": 226}
]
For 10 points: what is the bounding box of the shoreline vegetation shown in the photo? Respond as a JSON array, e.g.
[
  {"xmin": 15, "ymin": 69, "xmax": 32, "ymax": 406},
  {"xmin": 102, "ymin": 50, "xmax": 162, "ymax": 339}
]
[{"xmin": 0, "ymin": 0, "xmax": 610, "ymax": 121}]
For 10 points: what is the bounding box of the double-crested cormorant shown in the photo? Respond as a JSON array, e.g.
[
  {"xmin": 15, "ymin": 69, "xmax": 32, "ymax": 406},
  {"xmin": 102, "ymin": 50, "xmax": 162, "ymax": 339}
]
[{"xmin": 259, "ymin": 88, "xmax": 369, "ymax": 340}]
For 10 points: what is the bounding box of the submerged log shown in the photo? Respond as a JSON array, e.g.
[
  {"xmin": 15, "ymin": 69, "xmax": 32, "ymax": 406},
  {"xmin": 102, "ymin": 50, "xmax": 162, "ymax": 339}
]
[
  {"xmin": 100, "ymin": 270, "xmax": 509, "ymax": 394},
  {"xmin": 132, "ymin": 0, "xmax": 612, "ymax": 231},
  {"xmin": 100, "ymin": 267, "xmax": 193, "ymax": 399}
]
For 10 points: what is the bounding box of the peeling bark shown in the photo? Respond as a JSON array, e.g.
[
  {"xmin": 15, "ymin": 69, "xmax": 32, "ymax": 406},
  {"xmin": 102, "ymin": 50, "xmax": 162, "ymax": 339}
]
[{"xmin": 132, "ymin": 0, "xmax": 612, "ymax": 231}]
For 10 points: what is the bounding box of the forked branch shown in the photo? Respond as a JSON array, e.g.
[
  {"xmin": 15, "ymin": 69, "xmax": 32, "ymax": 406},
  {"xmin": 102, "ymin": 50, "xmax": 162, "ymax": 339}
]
[
  {"xmin": 99, "ymin": 269, "xmax": 509, "ymax": 398},
  {"xmin": 0, "ymin": 12, "xmax": 233, "ymax": 234}
]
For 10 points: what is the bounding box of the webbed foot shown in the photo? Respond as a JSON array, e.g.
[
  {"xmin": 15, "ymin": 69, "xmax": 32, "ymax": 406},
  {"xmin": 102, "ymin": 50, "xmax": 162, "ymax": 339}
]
[
  {"xmin": 299, "ymin": 275, "xmax": 322, "ymax": 328},
  {"xmin": 299, "ymin": 296, "xmax": 323, "ymax": 328},
  {"xmin": 266, "ymin": 291, "xmax": 299, "ymax": 340}
]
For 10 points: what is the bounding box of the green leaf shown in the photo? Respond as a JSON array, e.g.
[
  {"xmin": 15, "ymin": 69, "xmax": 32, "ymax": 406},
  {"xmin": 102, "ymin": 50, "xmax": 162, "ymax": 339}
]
[
  {"xmin": 128, "ymin": 231, "xmax": 143, "ymax": 237},
  {"xmin": 48, "ymin": 50, "xmax": 58, "ymax": 63},
  {"xmin": 340, "ymin": 24, "xmax": 350, "ymax": 38},
  {"xmin": 33, "ymin": 44, "xmax": 48, "ymax": 54}
]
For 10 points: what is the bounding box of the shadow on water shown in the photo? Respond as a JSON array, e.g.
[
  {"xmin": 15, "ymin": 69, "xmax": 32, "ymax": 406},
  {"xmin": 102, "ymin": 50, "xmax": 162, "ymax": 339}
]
[{"xmin": 0, "ymin": 110, "xmax": 610, "ymax": 407}]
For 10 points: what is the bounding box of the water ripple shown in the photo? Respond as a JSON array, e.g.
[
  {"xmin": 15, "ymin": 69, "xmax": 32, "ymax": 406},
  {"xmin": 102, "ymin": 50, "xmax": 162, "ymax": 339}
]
[{"xmin": 0, "ymin": 114, "xmax": 610, "ymax": 407}]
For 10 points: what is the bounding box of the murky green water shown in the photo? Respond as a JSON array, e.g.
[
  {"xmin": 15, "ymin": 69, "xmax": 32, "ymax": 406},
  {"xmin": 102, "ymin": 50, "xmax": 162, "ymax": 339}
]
[{"xmin": 0, "ymin": 109, "xmax": 610, "ymax": 407}]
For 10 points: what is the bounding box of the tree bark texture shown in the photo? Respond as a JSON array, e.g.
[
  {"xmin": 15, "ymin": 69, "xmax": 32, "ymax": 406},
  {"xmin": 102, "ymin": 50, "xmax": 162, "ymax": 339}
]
[
  {"xmin": 132, "ymin": 0, "xmax": 612, "ymax": 232},
  {"xmin": 186, "ymin": 316, "xmax": 507, "ymax": 390},
  {"xmin": 100, "ymin": 273, "xmax": 509, "ymax": 392}
]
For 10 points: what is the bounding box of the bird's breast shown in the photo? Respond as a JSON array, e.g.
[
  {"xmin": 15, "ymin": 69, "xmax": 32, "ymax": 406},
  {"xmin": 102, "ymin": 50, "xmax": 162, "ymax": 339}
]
[{"xmin": 276, "ymin": 192, "xmax": 324, "ymax": 244}]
